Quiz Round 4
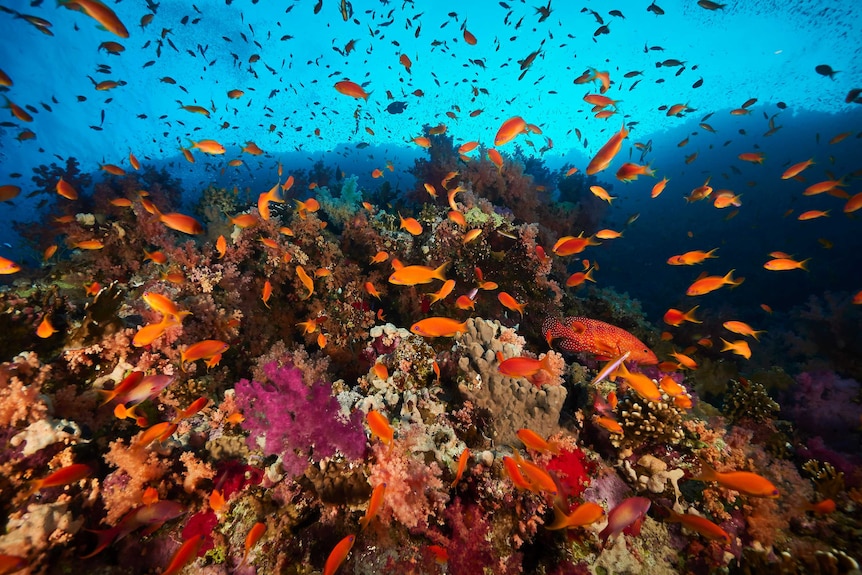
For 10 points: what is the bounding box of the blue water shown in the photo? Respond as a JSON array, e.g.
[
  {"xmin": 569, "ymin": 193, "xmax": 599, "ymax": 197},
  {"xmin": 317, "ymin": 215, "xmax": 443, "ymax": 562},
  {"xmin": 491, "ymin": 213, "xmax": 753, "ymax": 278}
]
[{"xmin": 2, "ymin": 1, "xmax": 860, "ymax": 319}]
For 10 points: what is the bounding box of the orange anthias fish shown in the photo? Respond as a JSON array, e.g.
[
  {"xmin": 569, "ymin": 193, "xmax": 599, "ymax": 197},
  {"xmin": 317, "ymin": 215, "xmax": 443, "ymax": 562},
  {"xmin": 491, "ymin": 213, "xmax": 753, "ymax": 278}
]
[
  {"xmin": 764, "ymin": 257, "xmax": 809, "ymax": 271},
  {"xmin": 366, "ymin": 410, "xmax": 394, "ymax": 446},
  {"xmin": 26, "ymin": 463, "xmax": 91, "ymax": 497},
  {"xmin": 692, "ymin": 460, "xmax": 779, "ymax": 498},
  {"xmin": 60, "ymin": 0, "xmax": 129, "ymax": 38},
  {"xmin": 160, "ymin": 212, "xmax": 204, "ymax": 235},
  {"xmin": 181, "ymin": 340, "xmax": 229, "ymax": 370},
  {"xmin": 159, "ymin": 534, "xmax": 205, "ymax": 575},
  {"xmin": 360, "ymin": 483, "xmax": 386, "ymax": 529},
  {"xmin": 686, "ymin": 270, "xmax": 743, "ymax": 296},
  {"xmin": 723, "ymin": 321, "xmax": 765, "ymax": 340},
  {"xmin": 334, "ymin": 80, "xmax": 369, "ymax": 100},
  {"xmin": 240, "ymin": 522, "xmax": 267, "ymax": 566},
  {"xmin": 586, "ymin": 122, "xmax": 629, "ymax": 175},
  {"xmin": 664, "ymin": 508, "xmax": 730, "ymax": 542},
  {"xmin": 324, "ymin": 534, "xmax": 355, "ymax": 575},
  {"xmin": 494, "ymin": 116, "xmax": 527, "ymax": 146},
  {"xmin": 663, "ymin": 306, "xmax": 701, "ymax": 327},
  {"xmin": 389, "ymin": 262, "xmax": 448, "ymax": 286},
  {"xmin": 410, "ymin": 317, "xmax": 468, "ymax": 338},
  {"xmin": 546, "ymin": 502, "xmax": 605, "ymax": 530},
  {"xmin": 498, "ymin": 355, "xmax": 555, "ymax": 379},
  {"xmin": 543, "ymin": 316, "xmax": 657, "ymax": 364},
  {"xmin": 451, "ymin": 448, "xmax": 470, "ymax": 487}
]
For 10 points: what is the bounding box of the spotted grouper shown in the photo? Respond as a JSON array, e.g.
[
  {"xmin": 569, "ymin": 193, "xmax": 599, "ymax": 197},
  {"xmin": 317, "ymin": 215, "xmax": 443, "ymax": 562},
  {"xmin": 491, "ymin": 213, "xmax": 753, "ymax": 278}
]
[{"xmin": 542, "ymin": 316, "xmax": 657, "ymax": 365}]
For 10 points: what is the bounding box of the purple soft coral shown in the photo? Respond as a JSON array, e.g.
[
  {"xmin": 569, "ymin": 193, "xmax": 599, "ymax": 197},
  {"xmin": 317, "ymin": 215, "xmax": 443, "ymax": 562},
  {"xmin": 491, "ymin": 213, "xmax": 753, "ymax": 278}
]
[{"xmin": 235, "ymin": 360, "xmax": 366, "ymax": 477}]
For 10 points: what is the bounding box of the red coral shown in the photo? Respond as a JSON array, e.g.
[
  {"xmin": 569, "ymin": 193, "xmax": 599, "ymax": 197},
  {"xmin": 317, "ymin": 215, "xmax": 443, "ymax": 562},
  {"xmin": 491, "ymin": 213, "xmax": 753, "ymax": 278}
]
[{"xmin": 546, "ymin": 448, "xmax": 595, "ymax": 501}]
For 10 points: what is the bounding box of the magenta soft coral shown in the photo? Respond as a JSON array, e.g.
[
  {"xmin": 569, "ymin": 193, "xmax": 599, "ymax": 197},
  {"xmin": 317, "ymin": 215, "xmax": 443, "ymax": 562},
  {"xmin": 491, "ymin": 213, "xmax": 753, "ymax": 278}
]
[{"xmin": 235, "ymin": 360, "xmax": 366, "ymax": 477}]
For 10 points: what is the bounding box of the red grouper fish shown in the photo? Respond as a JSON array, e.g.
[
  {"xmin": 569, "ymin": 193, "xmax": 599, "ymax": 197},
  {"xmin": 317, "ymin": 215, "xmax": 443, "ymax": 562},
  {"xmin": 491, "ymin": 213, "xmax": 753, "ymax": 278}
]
[{"xmin": 542, "ymin": 316, "xmax": 658, "ymax": 365}]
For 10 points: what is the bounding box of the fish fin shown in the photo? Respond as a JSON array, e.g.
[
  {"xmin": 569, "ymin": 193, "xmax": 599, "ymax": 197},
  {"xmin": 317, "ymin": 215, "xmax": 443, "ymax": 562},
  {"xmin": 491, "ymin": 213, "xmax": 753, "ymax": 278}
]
[{"xmin": 692, "ymin": 458, "xmax": 719, "ymax": 483}]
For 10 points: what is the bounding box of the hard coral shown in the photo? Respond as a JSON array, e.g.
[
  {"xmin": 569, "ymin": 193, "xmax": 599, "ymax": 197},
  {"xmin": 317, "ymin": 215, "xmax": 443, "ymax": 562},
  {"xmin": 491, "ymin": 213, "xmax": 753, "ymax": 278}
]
[
  {"xmin": 235, "ymin": 360, "xmax": 366, "ymax": 477},
  {"xmin": 455, "ymin": 318, "xmax": 567, "ymax": 447}
]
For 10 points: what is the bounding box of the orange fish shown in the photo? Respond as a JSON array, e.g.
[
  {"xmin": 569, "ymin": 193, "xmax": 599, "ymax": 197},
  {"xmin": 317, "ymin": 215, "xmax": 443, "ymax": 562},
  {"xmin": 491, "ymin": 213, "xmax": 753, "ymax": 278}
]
[
  {"xmin": 335, "ymin": 80, "xmax": 369, "ymax": 100},
  {"xmin": 594, "ymin": 415, "xmax": 623, "ymax": 434},
  {"xmin": 60, "ymin": 0, "xmax": 129, "ymax": 38},
  {"xmin": 142, "ymin": 292, "xmax": 189, "ymax": 322},
  {"xmin": 663, "ymin": 306, "xmax": 701, "ymax": 326},
  {"xmin": 0, "ymin": 255, "xmax": 20, "ymax": 274},
  {"xmin": 616, "ymin": 362, "xmax": 662, "ymax": 402},
  {"xmin": 36, "ymin": 315, "xmax": 58, "ymax": 338},
  {"xmin": 488, "ymin": 148, "xmax": 504, "ymax": 170},
  {"xmin": 131, "ymin": 318, "xmax": 175, "ymax": 347},
  {"xmin": 296, "ymin": 265, "xmax": 314, "ymax": 299},
  {"xmin": 494, "ymin": 116, "xmax": 527, "ymax": 147},
  {"xmin": 366, "ymin": 410, "xmax": 393, "ymax": 446},
  {"xmin": 720, "ymin": 338, "xmax": 751, "ymax": 359},
  {"xmin": 262, "ymin": 280, "xmax": 273, "ymax": 308},
  {"xmin": 463, "ymin": 28, "xmax": 477, "ymax": 45},
  {"xmin": 158, "ymin": 534, "xmax": 205, "ymax": 575},
  {"xmin": 844, "ymin": 192, "xmax": 862, "ymax": 213},
  {"xmin": 410, "ymin": 317, "xmax": 468, "ymax": 338},
  {"xmin": 27, "ymin": 463, "xmax": 91, "ymax": 497},
  {"xmin": 389, "ymin": 262, "xmax": 448, "ymax": 286},
  {"xmin": 552, "ymin": 233, "xmax": 600, "ymax": 256},
  {"xmin": 669, "ymin": 351, "xmax": 698, "ymax": 370},
  {"xmin": 512, "ymin": 453, "xmax": 557, "ymax": 495},
  {"xmin": 451, "ymin": 448, "xmax": 470, "ymax": 487},
  {"xmin": 667, "ymin": 248, "xmax": 719, "ymax": 265},
  {"xmin": 72, "ymin": 239, "xmax": 105, "ymax": 250},
  {"xmin": 181, "ymin": 340, "xmax": 230, "ymax": 370},
  {"xmin": 242, "ymin": 522, "xmax": 267, "ymax": 565},
  {"xmin": 516, "ymin": 428, "xmax": 560, "ymax": 455},
  {"xmin": 458, "ymin": 141, "xmax": 479, "ymax": 154},
  {"xmin": 686, "ymin": 270, "xmax": 743, "ymax": 296},
  {"xmin": 798, "ymin": 210, "xmax": 829, "ymax": 220},
  {"xmin": 498, "ymin": 292, "xmax": 526, "ymax": 316},
  {"xmin": 365, "ymin": 282, "xmax": 382, "ymax": 300},
  {"xmin": 664, "ymin": 508, "xmax": 730, "ymax": 542},
  {"xmin": 56, "ymin": 177, "xmax": 78, "ymax": 200},
  {"xmin": 803, "ymin": 498, "xmax": 836, "ymax": 514},
  {"xmin": 781, "ymin": 158, "xmax": 814, "ymax": 179},
  {"xmin": 615, "ymin": 162, "xmax": 654, "ymax": 183},
  {"xmin": 692, "ymin": 460, "xmax": 779, "ymax": 498},
  {"xmin": 498, "ymin": 355, "xmax": 554, "ymax": 379},
  {"xmin": 399, "ymin": 213, "xmax": 423, "ymax": 235},
  {"xmin": 565, "ymin": 267, "xmax": 596, "ymax": 287},
  {"xmin": 160, "ymin": 212, "xmax": 203, "ymax": 235},
  {"xmin": 546, "ymin": 502, "xmax": 605, "ymax": 530},
  {"xmin": 323, "ymin": 534, "xmax": 355, "ymax": 575},
  {"xmin": 764, "ymin": 257, "xmax": 809, "ymax": 271},
  {"xmin": 502, "ymin": 455, "xmax": 533, "ymax": 491},
  {"xmin": 589, "ymin": 185, "xmax": 616, "ymax": 204},
  {"xmin": 586, "ymin": 122, "xmax": 629, "ymax": 175},
  {"xmin": 412, "ymin": 136, "xmax": 432, "ymax": 148},
  {"xmin": 722, "ymin": 321, "xmax": 765, "ymax": 340},
  {"xmin": 360, "ymin": 483, "xmax": 386, "ymax": 529},
  {"xmin": 543, "ymin": 316, "xmax": 657, "ymax": 364},
  {"xmin": 428, "ymin": 279, "xmax": 455, "ymax": 305},
  {"xmin": 738, "ymin": 152, "xmax": 765, "ymax": 164},
  {"xmin": 190, "ymin": 139, "xmax": 226, "ymax": 155}
]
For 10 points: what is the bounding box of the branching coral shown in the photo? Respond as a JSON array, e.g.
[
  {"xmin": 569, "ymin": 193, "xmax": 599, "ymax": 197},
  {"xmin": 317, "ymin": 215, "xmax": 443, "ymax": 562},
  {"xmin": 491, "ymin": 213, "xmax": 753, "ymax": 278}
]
[{"xmin": 722, "ymin": 378, "xmax": 780, "ymax": 423}]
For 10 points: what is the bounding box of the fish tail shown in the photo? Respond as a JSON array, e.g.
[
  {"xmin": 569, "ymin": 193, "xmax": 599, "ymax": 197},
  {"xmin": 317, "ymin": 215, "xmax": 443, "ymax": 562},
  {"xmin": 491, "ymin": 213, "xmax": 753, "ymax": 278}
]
[
  {"xmin": 799, "ymin": 258, "xmax": 811, "ymax": 271},
  {"xmin": 80, "ymin": 526, "xmax": 120, "ymax": 559},
  {"xmin": 692, "ymin": 458, "xmax": 719, "ymax": 483},
  {"xmin": 545, "ymin": 504, "xmax": 571, "ymax": 530},
  {"xmin": 432, "ymin": 261, "xmax": 450, "ymax": 282}
]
